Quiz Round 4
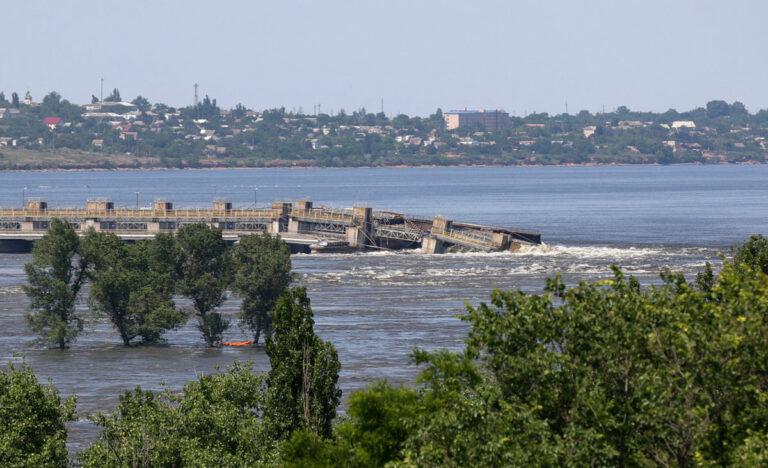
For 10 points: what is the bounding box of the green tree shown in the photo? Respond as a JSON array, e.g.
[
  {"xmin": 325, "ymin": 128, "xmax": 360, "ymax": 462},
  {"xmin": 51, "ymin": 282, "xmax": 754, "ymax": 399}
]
[
  {"xmin": 80, "ymin": 362, "xmax": 269, "ymax": 467},
  {"xmin": 278, "ymin": 259, "xmax": 768, "ymax": 466},
  {"xmin": 131, "ymin": 95, "xmax": 151, "ymax": 112},
  {"xmin": 86, "ymin": 233, "xmax": 186, "ymax": 346},
  {"xmin": 0, "ymin": 363, "xmax": 75, "ymax": 467},
  {"xmin": 733, "ymin": 234, "xmax": 768, "ymax": 274},
  {"xmin": 175, "ymin": 223, "xmax": 230, "ymax": 346},
  {"xmin": 23, "ymin": 219, "xmax": 92, "ymax": 348},
  {"xmin": 11, "ymin": 91, "xmax": 20, "ymax": 108},
  {"xmin": 105, "ymin": 88, "xmax": 121, "ymax": 102},
  {"xmin": 265, "ymin": 288, "xmax": 341, "ymax": 440},
  {"xmin": 232, "ymin": 233, "xmax": 292, "ymax": 345},
  {"xmin": 280, "ymin": 382, "xmax": 420, "ymax": 467}
]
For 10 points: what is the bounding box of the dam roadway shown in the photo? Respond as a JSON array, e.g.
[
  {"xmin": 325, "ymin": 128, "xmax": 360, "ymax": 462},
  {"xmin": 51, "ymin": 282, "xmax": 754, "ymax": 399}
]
[{"xmin": 0, "ymin": 198, "xmax": 541, "ymax": 254}]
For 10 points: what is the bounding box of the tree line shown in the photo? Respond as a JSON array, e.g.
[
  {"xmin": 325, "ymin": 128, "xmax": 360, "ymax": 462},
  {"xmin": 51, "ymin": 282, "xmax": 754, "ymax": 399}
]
[
  {"xmin": 23, "ymin": 219, "xmax": 292, "ymax": 348},
  {"xmin": 4, "ymin": 235, "xmax": 768, "ymax": 466}
]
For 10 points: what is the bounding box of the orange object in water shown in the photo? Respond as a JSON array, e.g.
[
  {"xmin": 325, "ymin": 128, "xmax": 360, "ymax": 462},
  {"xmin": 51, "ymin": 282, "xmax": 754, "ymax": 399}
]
[{"xmin": 222, "ymin": 340, "xmax": 254, "ymax": 347}]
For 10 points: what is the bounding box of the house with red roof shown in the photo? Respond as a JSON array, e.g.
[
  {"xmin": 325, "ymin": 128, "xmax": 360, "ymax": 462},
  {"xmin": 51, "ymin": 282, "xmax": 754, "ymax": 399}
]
[{"xmin": 43, "ymin": 116, "xmax": 62, "ymax": 129}]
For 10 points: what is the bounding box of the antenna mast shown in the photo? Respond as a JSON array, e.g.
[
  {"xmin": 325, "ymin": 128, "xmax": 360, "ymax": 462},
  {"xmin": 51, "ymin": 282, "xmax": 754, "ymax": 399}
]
[{"xmin": 100, "ymin": 77, "xmax": 104, "ymax": 102}]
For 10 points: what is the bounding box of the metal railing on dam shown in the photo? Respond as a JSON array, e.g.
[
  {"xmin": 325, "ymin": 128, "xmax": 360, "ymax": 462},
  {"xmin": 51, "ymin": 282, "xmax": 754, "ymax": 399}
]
[{"xmin": 0, "ymin": 198, "xmax": 541, "ymax": 254}]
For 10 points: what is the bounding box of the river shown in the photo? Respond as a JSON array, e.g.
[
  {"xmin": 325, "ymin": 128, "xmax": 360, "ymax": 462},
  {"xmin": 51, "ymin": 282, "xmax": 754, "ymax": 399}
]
[{"xmin": 0, "ymin": 164, "xmax": 766, "ymax": 451}]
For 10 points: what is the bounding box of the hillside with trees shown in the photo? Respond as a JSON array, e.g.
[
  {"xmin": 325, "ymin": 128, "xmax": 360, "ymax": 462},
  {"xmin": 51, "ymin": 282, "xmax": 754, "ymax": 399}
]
[{"xmin": 1, "ymin": 89, "xmax": 767, "ymax": 169}]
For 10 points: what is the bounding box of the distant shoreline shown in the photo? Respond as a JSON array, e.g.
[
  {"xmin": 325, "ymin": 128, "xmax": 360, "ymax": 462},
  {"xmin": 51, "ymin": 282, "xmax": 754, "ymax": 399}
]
[{"xmin": 0, "ymin": 155, "xmax": 764, "ymax": 173}]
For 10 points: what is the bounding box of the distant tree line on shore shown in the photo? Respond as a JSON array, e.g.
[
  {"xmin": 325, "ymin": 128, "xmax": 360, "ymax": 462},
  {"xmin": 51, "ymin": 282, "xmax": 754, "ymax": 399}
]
[
  {"xmin": 23, "ymin": 219, "xmax": 292, "ymax": 348},
  {"xmin": 4, "ymin": 235, "xmax": 768, "ymax": 465},
  {"xmin": 1, "ymin": 88, "xmax": 767, "ymax": 169}
]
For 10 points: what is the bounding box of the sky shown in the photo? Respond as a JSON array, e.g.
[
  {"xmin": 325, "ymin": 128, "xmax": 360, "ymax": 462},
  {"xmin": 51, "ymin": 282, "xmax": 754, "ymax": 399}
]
[{"xmin": 2, "ymin": 0, "xmax": 767, "ymax": 116}]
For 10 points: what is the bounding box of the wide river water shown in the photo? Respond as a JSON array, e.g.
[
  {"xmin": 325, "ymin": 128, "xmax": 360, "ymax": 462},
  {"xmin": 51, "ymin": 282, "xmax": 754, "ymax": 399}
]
[{"xmin": 0, "ymin": 164, "xmax": 766, "ymax": 450}]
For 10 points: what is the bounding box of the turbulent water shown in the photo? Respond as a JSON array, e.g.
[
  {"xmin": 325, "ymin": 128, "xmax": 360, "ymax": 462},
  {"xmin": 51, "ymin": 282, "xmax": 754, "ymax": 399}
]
[{"xmin": 0, "ymin": 164, "xmax": 766, "ymax": 450}]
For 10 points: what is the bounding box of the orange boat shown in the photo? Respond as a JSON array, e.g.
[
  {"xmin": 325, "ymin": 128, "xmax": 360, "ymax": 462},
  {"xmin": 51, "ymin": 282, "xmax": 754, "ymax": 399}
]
[{"xmin": 222, "ymin": 340, "xmax": 254, "ymax": 347}]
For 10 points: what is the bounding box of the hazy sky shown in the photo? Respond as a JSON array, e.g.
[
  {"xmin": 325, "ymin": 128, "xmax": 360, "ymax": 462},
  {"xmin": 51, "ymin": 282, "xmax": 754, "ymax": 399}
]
[{"xmin": 3, "ymin": 1, "xmax": 767, "ymax": 116}]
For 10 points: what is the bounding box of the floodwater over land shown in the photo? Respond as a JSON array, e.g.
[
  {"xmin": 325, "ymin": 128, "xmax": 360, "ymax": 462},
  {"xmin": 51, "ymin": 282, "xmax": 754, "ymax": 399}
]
[{"xmin": 0, "ymin": 164, "xmax": 766, "ymax": 449}]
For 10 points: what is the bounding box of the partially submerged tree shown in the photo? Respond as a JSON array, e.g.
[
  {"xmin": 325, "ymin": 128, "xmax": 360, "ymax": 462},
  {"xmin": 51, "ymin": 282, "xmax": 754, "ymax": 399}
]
[
  {"xmin": 23, "ymin": 219, "xmax": 92, "ymax": 349},
  {"xmin": 0, "ymin": 363, "xmax": 75, "ymax": 467},
  {"xmin": 265, "ymin": 288, "xmax": 341, "ymax": 440},
  {"xmin": 232, "ymin": 233, "xmax": 292, "ymax": 345},
  {"xmin": 175, "ymin": 223, "xmax": 230, "ymax": 346},
  {"xmin": 86, "ymin": 233, "xmax": 186, "ymax": 346}
]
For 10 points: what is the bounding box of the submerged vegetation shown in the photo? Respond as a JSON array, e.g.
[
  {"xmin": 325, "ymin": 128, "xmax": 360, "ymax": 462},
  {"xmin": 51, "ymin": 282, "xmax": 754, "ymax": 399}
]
[
  {"xmin": 23, "ymin": 220, "xmax": 292, "ymax": 348},
  {"xmin": 7, "ymin": 234, "xmax": 768, "ymax": 465}
]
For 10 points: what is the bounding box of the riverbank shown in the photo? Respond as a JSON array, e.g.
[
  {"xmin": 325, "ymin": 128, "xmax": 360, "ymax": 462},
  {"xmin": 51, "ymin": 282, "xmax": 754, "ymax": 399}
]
[{"xmin": 0, "ymin": 148, "xmax": 764, "ymax": 172}]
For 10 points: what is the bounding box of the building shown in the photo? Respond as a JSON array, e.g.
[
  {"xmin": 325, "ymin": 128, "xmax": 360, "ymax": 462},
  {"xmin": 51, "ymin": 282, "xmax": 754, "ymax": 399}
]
[
  {"xmin": 0, "ymin": 108, "xmax": 21, "ymax": 119},
  {"xmin": 672, "ymin": 120, "xmax": 696, "ymax": 129},
  {"xmin": 444, "ymin": 109, "xmax": 510, "ymax": 131}
]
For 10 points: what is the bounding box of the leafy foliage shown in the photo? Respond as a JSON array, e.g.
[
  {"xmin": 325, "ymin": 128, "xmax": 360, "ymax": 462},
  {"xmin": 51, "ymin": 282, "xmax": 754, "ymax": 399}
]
[
  {"xmin": 175, "ymin": 223, "xmax": 230, "ymax": 346},
  {"xmin": 265, "ymin": 288, "xmax": 341, "ymax": 440},
  {"xmin": 23, "ymin": 219, "xmax": 92, "ymax": 348},
  {"xmin": 86, "ymin": 232, "xmax": 187, "ymax": 345},
  {"xmin": 80, "ymin": 362, "xmax": 269, "ymax": 467},
  {"xmin": 733, "ymin": 233, "xmax": 768, "ymax": 274},
  {"xmin": 0, "ymin": 363, "xmax": 75, "ymax": 467},
  {"xmin": 282, "ymin": 258, "xmax": 768, "ymax": 466},
  {"xmin": 232, "ymin": 233, "xmax": 292, "ymax": 345}
]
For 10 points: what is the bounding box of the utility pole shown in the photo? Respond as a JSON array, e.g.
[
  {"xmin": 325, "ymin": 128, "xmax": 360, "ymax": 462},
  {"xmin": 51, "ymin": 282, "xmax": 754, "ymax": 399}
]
[
  {"xmin": 100, "ymin": 76, "xmax": 104, "ymax": 102},
  {"xmin": 565, "ymin": 101, "xmax": 569, "ymax": 115},
  {"xmin": 135, "ymin": 191, "xmax": 140, "ymax": 209},
  {"xmin": 194, "ymin": 83, "xmax": 199, "ymax": 106},
  {"xmin": 254, "ymin": 186, "xmax": 258, "ymax": 207},
  {"xmin": 380, "ymin": 98, "xmax": 384, "ymax": 115},
  {"xmin": 22, "ymin": 186, "xmax": 27, "ymax": 207}
]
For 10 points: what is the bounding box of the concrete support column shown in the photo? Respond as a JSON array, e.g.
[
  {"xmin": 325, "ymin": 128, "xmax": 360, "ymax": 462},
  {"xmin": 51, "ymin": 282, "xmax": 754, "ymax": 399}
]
[
  {"xmin": 268, "ymin": 220, "xmax": 282, "ymax": 234},
  {"xmin": 288, "ymin": 219, "xmax": 306, "ymax": 234},
  {"xmin": 347, "ymin": 226, "xmax": 367, "ymax": 248},
  {"xmin": 492, "ymin": 232, "xmax": 511, "ymax": 250},
  {"xmin": 20, "ymin": 221, "xmax": 34, "ymax": 232},
  {"xmin": 351, "ymin": 206, "xmax": 372, "ymax": 247},
  {"xmin": 431, "ymin": 216, "xmax": 452, "ymax": 235},
  {"xmin": 421, "ymin": 236, "xmax": 445, "ymax": 254}
]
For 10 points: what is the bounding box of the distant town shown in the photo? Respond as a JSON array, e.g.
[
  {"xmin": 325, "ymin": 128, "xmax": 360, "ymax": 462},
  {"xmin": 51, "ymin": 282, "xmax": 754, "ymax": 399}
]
[{"xmin": 0, "ymin": 89, "xmax": 766, "ymax": 169}]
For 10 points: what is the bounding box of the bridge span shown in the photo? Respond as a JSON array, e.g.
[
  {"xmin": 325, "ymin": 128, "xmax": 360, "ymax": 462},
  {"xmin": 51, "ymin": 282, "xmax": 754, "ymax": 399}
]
[{"xmin": 0, "ymin": 198, "xmax": 540, "ymax": 254}]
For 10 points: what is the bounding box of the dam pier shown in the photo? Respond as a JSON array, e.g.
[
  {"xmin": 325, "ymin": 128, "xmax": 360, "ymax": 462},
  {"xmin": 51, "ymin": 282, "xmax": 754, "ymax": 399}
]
[{"xmin": 0, "ymin": 198, "xmax": 540, "ymax": 254}]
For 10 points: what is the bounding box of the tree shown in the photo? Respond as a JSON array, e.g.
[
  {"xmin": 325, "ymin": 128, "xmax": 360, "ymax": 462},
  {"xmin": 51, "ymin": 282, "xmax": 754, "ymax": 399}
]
[
  {"xmin": 105, "ymin": 88, "xmax": 121, "ymax": 102},
  {"xmin": 232, "ymin": 234, "xmax": 292, "ymax": 345},
  {"xmin": 86, "ymin": 233, "xmax": 186, "ymax": 346},
  {"xmin": 80, "ymin": 362, "xmax": 269, "ymax": 467},
  {"xmin": 11, "ymin": 92, "xmax": 19, "ymax": 108},
  {"xmin": 706, "ymin": 100, "xmax": 731, "ymax": 119},
  {"xmin": 175, "ymin": 223, "xmax": 230, "ymax": 346},
  {"xmin": 23, "ymin": 219, "xmax": 92, "ymax": 349},
  {"xmin": 278, "ymin": 259, "xmax": 768, "ymax": 466},
  {"xmin": 91, "ymin": 95, "xmax": 99, "ymax": 104},
  {"xmin": 733, "ymin": 234, "xmax": 768, "ymax": 274},
  {"xmin": 0, "ymin": 363, "xmax": 75, "ymax": 467},
  {"xmin": 280, "ymin": 382, "xmax": 420, "ymax": 467},
  {"xmin": 265, "ymin": 288, "xmax": 341, "ymax": 440},
  {"xmin": 131, "ymin": 96, "xmax": 151, "ymax": 112}
]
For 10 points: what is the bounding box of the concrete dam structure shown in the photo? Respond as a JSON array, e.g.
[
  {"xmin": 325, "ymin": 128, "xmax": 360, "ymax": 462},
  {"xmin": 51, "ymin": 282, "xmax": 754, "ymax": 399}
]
[{"xmin": 0, "ymin": 199, "xmax": 541, "ymax": 254}]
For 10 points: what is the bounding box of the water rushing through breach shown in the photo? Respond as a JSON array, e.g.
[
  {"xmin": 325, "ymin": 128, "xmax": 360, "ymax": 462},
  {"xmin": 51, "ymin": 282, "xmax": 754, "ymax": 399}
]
[{"xmin": 0, "ymin": 164, "xmax": 766, "ymax": 450}]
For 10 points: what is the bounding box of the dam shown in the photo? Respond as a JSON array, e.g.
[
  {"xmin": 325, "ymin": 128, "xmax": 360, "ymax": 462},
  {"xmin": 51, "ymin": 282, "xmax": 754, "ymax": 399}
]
[{"xmin": 0, "ymin": 198, "xmax": 541, "ymax": 254}]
